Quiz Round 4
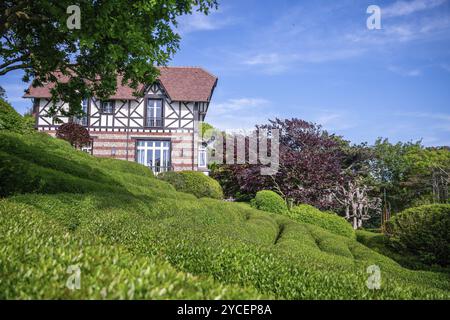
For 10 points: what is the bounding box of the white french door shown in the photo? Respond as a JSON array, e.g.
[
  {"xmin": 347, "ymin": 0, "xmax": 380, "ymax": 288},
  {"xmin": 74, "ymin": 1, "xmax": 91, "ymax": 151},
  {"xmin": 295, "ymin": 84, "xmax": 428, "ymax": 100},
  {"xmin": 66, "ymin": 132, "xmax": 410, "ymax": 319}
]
[{"xmin": 136, "ymin": 140, "xmax": 171, "ymax": 174}]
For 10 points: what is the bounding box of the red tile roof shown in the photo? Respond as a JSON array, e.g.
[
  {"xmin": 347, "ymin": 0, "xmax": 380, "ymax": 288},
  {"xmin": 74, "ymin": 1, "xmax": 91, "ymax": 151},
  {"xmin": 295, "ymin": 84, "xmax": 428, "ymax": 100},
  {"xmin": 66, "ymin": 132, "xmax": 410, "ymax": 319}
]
[{"xmin": 23, "ymin": 66, "xmax": 217, "ymax": 102}]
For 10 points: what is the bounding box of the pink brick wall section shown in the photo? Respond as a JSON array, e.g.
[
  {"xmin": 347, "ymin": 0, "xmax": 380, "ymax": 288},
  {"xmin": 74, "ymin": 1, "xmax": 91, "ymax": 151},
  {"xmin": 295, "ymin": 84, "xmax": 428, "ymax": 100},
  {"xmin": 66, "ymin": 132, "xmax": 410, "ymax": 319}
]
[{"xmin": 39, "ymin": 129, "xmax": 197, "ymax": 171}]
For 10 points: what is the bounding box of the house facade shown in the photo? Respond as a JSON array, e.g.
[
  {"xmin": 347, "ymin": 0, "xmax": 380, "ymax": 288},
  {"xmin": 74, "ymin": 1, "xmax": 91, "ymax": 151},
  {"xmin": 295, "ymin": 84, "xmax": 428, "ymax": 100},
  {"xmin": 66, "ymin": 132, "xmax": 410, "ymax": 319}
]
[{"xmin": 24, "ymin": 67, "xmax": 217, "ymax": 174}]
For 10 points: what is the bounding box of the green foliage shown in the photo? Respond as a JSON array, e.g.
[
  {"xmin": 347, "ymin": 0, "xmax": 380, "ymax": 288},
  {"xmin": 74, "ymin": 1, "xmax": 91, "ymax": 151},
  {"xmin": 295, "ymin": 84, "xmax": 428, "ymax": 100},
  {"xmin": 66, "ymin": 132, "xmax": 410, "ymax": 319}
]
[
  {"xmin": 200, "ymin": 122, "xmax": 214, "ymax": 137},
  {"xmin": 1, "ymin": 0, "xmax": 217, "ymax": 116},
  {"xmin": 403, "ymin": 147, "xmax": 450, "ymax": 204},
  {"xmin": 357, "ymin": 229, "xmax": 415, "ymax": 268},
  {"xmin": 1, "ymin": 130, "xmax": 449, "ymax": 299},
  {"xmin": 0, "ymin": 98, "xmax": 26, "ymax": 133},
  {"xmin": 289, "ymin": 204, "xmax": 355, "ymax": 239},
  {"xmin": 387, "ymin": 204, "xmax": 450, "ymax": 267},
  {"xmin": 250, "ymin": 190, "xmax": 287, "ymax": 214},
  {"xmin": 0, "ymin": 201, "xmax": 262, "ymax": 299},
  {"xmin": 0, "ymin": 98, "xmax": 35, "ymax": 134},
  {"xmin": 22, "ymin": 114, "xmax": 36, "ymax": 132},
  {"xmin": 369, "ymin": 138, "xmax": 450, "ymax": 213},
  {"xmin": 0, "ymin": 131, "xmax": 153, "ymax": 197},
  {"xmin": 158, "ymin": 171, "xmax": 223, "ymax": 199},
  {"xmin": 356, "ymin": 230, "xmax": 449, "ymax": 272}
]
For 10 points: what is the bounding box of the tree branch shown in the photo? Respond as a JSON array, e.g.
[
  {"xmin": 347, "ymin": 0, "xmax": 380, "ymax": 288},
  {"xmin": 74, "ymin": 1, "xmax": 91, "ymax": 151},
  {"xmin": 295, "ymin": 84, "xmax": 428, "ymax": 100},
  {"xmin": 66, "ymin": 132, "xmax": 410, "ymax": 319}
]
[{"xmin": 0, "ymin": 54, "xmax": 29, "ymax": 70}]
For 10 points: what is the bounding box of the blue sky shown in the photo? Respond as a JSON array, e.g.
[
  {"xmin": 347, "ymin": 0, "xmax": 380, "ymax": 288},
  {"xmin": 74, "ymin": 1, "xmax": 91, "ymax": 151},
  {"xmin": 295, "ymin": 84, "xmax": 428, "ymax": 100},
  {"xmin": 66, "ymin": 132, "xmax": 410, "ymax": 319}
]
[{"xmin": 1, "ymin": 0, "xmax": 450, "ymax": 146}]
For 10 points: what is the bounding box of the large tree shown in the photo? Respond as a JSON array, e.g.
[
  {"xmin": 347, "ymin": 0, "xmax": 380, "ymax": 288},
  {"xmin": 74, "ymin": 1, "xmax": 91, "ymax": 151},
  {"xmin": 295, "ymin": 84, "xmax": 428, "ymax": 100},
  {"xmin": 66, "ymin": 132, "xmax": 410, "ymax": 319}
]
[
  {"xmin": 214, "ymin": 118, "xmax": 345, "ymax": 209},
  {"xmin": 1, "ymin": 0, "xmax": 217, "ymax": 117}
]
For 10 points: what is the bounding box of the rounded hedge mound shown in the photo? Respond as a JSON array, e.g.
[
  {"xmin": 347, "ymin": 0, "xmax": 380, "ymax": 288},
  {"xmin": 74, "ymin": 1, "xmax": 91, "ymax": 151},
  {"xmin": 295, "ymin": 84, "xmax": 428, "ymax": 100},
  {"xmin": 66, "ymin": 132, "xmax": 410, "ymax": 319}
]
[
  {"xmin": 0, "ymin": 98, "xmax": 28, "ymax": 133},
  {"xmin": 289, "ymin": 204, "xmax": 355, "ymax": 239},
  {"xmin": 387, "ymin": 204, "xmax": 450, "ymax": 267},
  {"xmin": 158, "ymin": 171, "xmax": 223, "ymax": 199},
  {"xmin": 250, "ymin": 190, "xmax": 287, "ymax": 214}
]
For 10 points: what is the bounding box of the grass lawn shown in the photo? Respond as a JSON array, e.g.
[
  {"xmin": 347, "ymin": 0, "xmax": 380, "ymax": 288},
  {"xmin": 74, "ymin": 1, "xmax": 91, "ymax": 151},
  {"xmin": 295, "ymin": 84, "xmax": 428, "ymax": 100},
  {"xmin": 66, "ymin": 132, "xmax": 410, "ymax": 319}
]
[{"xmin": 1, "ymin": 130, "xmax": 449, "ymax": 299}]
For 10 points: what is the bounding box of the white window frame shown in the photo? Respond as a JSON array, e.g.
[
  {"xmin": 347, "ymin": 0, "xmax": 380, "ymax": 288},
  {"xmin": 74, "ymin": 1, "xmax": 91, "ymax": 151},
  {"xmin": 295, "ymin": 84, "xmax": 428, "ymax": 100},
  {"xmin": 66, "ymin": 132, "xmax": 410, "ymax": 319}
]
[
  {"xmin": 198, "ymin": 145, "xmax": 207, "ymax": 168},
  {"xmin": 146, "ymin": 99, "xmax": 163, "ymax": 127},
  {"xmin": 81, "ymin": 140, "xmax": 93, "ymax": 154},
  {"xmin": 136, "ymin": 140, "xmax": 170, "ymax": 174},
  {"xmin": 101, "ymin": 100, "xmax": 114, "ymax": 114}
]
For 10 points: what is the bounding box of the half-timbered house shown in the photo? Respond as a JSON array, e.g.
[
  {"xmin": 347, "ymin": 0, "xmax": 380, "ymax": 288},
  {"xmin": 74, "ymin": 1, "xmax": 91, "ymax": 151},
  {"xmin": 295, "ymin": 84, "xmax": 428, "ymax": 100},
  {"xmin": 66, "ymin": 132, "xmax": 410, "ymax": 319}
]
[{"xmin": 24, "ymin": 67, "xmax": 217, "ymax": 174}]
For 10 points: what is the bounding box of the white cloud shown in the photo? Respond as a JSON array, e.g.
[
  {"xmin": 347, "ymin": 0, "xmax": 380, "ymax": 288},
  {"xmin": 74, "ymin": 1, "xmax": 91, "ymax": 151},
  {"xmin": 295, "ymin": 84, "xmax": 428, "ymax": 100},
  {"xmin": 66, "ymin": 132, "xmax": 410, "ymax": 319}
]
[
  {"xmin": 396, "ymin": 111, "xmax": 450, "ymax": 121},
  {"xmin": 311, "ymin": 110, "xmax": 357, "ymax": 132},
  {"xmin": 240, "ymin": 48, "xmax": 365, "ymax": 75},
  {"xmin": 388, "ymin": 66, "xmax": 422, "ymax": 76},
  {"xmin": 244, "ymin": 53, "xmax": 281, "ymax": 66},
  {"xmin": 212, "ymin": 98, "xmax": 269, "ymax": 114},
  {"xmin": 346, "ymin": 16, "xmax": 450, "ymax": 49},
  {"xmin": 441, "ymin": 64, "xmax": 450, "ymax": 72},
  {"xmin": 206, "ymin": 98, "xmax": 273, "ymax": 130},
  {"xmin": 242, "ymin": 53, "xmax": 292, "ymax": 74},
  {"xmin": 202, "ymin": 1, "xmax": 450, "ymax": 77},
  {"xmin": 383, "ymin": 0, "xmax": 448, "ymax": 18},
  {"xmin": 316, "ymin": 113, "xmax": 342, "ymax": 126},
  {"xmin": 392, "ymin": 111, "xmax": 450, "ymax": 146},
  {"xmin": 177, "ymin": 9, "xmax": 234, "ymax": 34}
]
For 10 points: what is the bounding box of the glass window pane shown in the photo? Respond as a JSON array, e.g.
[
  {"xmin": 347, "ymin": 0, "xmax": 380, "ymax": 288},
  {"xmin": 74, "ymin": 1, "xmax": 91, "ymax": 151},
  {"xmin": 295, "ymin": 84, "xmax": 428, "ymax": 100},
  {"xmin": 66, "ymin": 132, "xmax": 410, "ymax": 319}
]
[
  {"xmin": 199, "ymin": 150, "xmax": 206, "ymax": 167},
  {"xmin": 146, "ymin": 149, "xmax": 153, "ymax": 167},
  {"xmin": 102, "ymin": 101, "xmax": 113, "ymax": 113},
  {"xmin": 155, "ymin": 101, "xmax": 162, "ymax": 118},
  {"xmin": 136, "ymin": 149, "xmax": 144, "ymax": 165},
  {"xmin": 155, "ymin": 150, "xmax": 161, "ymax": 167},
  {"xmin": 136, "ymin": 140, "xmax": 170, "ymax": 173},
  {"xmin": 147, "ymin": 100, "xmax": 152, "ymax": 115},
  {"xmin": 82, "ymin": 99, "xmax": 88, "ymax": 112},
  {"xmin": 146, "ymin": 99, "xmax": 163, "ymax": 127},
  {"xmin": 163, "ymin": 150, "xmax": 170, "ymax": 168}
]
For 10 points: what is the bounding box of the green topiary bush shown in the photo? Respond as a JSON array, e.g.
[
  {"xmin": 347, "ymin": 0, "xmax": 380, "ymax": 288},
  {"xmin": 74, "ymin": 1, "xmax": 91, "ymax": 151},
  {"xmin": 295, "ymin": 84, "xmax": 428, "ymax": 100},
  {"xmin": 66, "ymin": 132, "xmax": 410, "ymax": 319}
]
[
  {"xmin": 1, "ymin": 129, "xmax": 450, "ymax": 299},
  {"xmin": 289, "ymin": 204, "xmax": 355, "ymax": 239},
  {"xmin": 250, "ymin": 190, "xmax": 287, "ymax": 214},
  {"xmin": 0, "ymin": 98, "xmax": 28, "ymax": 133},
  {"xmin": 0, "ymin": 200, "xmax": 263, "ymax": 299},
  {"xmin": 387, "ymin": 204, "xmax": 450, "ymax": 267},
  {"xmin": 158, "ymin": 171, "xmax": 223, "ymax": 199}
]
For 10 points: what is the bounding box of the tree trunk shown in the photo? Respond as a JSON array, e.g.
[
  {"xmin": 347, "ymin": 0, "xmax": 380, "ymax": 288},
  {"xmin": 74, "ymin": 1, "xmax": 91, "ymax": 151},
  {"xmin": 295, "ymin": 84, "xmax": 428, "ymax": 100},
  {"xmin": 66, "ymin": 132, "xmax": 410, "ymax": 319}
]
[
  {"xmin": 345, "ymin": 206, "xmax": 350, "ymax": 219},
  {"xmin": 357, "ymin": 219, "xmax": 363, "ymax": 229}
]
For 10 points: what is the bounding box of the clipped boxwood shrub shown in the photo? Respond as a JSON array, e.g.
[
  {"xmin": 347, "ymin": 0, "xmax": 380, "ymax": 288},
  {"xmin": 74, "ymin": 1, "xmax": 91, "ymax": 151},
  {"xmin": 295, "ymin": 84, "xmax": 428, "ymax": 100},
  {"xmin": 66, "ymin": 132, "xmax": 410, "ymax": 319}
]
[
  {"xmin": 2, "ymin": 129, "xmax": 450, "ymax": 299},
  {"xmin": 289, "ymin": 204, "xmax": 355, "ymax": 239},
  {"xmin": 387, "ymin": 204, "xmax": 450, "ymax": 266},
  {"xmin": 158, "ymin": 171, "xmax": 223, "ymax": 199},
  {"xmin": 98, "ymin": 157, "xmax": 154, "ymax": 179},
  {"xmin": 250, "ymin": 190, "xmax": 287, "ymax": 214},
  {"xmin": 0, "ymin": 98, "xmax": 27, "ymax": 133}
]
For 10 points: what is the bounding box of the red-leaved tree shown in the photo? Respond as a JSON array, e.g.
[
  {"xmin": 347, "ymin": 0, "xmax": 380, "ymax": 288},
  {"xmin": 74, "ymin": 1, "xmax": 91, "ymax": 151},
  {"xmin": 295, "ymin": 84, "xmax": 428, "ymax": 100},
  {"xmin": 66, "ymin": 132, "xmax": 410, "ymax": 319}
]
[
  {"xmin": 214, "ymin": 118, "xmax": 345, "ymax": 209},
  {"xmin": 56, "ymin": 123, "xmax": 91, "ymax": 149}
]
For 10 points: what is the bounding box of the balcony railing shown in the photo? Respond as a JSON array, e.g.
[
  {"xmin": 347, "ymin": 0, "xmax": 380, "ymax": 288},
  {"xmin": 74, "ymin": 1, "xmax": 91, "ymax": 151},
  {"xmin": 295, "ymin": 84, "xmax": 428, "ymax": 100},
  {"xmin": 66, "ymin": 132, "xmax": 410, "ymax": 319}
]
[
  {"xmin": 146, "ymin": 165, "xmax": 171, "ymax": 175},
  {"xmin": 145, "ymin": 117, "xmax": 163, "ymax": 127}
]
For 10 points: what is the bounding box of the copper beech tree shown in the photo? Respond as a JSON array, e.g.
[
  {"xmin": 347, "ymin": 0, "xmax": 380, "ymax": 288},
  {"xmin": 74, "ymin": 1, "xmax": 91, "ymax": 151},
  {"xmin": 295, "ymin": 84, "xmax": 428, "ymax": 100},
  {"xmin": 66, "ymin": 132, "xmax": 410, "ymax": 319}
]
[{"xmin": 216, "ymin": 118, "xmax": 345, "ymax": 209}]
